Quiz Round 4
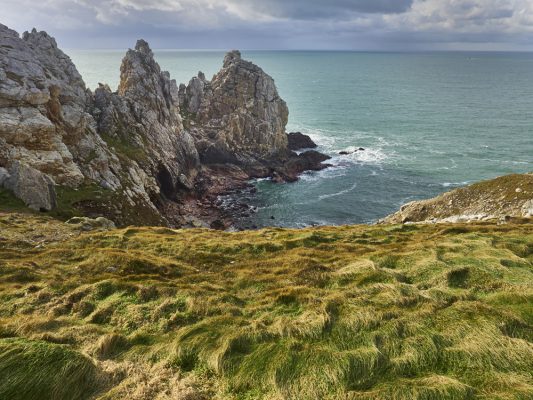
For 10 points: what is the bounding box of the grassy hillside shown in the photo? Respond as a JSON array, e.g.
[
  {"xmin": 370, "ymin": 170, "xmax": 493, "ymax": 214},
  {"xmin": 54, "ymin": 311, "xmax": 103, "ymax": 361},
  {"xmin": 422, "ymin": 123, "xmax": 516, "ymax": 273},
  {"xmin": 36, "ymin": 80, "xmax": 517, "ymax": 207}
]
[{"xmin": 0, "ymin": 212, "xmax": 532, "ymax": 399}]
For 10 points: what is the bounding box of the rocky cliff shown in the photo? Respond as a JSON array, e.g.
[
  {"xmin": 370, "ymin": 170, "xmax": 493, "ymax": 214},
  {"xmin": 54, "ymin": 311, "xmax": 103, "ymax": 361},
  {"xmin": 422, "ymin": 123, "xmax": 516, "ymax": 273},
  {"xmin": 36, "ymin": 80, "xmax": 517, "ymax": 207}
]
[
  {"xmin": 381, "ymin": 173, "xmax": 533, "ymax": 224},
  {"xmin": 179, "ymin": 50, "xmax": 289, "ymax": 168},
  {"xmin": 90, "ymin": 39, "xmax": 201, "ymax": 224},
  {"xmin": 0, "ymin": 25, "xmax": 121, "ymax": 208},
  {"xmin": 0, "ymin": 23, "xmax": 327, "ymax": 227},
  {"xmin": 178, "ymin": 51, "xmax": 330, "ymax": 183}
]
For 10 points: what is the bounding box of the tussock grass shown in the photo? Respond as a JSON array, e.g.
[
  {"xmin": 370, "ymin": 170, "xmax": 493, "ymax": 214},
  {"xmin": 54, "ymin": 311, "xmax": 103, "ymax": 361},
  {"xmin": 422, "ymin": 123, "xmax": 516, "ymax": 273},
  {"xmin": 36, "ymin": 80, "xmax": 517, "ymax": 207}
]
[
  {"xmin": 0, "ymin": 213, "xmax": 532, "ymax": 399},
  {"xmin": 0, "ymin": 338, "xmax": 108, "ymax": 400}
]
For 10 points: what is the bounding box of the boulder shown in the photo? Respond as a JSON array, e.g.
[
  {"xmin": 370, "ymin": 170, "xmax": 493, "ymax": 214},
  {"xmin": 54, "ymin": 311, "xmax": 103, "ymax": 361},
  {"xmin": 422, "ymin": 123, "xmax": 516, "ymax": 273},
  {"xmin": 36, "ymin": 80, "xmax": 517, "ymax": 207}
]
[
  {"xmin": 0, "ymin": 167, "xmax": 9, "ymax": 186},
  {"xmin": 522, "ymin": 199, "xmax": 533, "ymax": 217},
  {"xmin": 66, "ymin": 216, "xmax": 116, "ymax": 231},
  {"xmin": 339, "ymin": 148, "xmax": 365, "ymax": 156},
  {"xmin": 4, "ymin": 162, "xmax": 56, "ymax": 211},
  {"xmin": 287, "ymin": 132, "xmax": 317, "ymax": 150}
]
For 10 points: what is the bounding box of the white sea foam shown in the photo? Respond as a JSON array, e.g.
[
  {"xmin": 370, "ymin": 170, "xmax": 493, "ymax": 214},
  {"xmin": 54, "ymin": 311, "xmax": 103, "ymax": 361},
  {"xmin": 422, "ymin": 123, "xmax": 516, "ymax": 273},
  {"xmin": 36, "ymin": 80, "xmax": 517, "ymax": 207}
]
[
  {"xmin": 318, "ymin": 182, "xmax": 358, "ymax": 200},
  {"xmin": 299, "ymin": 165, "xmax": 349, "ymax": 182},
  {"xmin": 288, "ymin": 123, "xmax": 400, "ymax": 171},
  {"xmin": 441, "ymin": 181, "xmax": 471, "ymax": 188},
  {"xmin": 333, "ymin": 147, "xmax": 389, "ymax": 165}
]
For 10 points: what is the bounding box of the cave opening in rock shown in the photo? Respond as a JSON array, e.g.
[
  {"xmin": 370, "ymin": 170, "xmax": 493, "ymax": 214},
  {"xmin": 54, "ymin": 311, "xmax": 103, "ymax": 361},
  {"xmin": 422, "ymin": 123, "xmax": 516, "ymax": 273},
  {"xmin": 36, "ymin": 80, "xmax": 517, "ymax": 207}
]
[{"xmin": 157, "ymin": 167, "xmax": 175, "ymax": 199}]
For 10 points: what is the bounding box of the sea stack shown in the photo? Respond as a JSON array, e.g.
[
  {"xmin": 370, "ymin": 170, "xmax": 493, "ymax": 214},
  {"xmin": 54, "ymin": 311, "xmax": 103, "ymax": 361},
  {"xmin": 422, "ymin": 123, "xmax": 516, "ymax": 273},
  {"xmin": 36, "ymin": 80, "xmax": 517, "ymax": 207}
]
[{"xmin": 179, "ymin": 49, "xmax": 290, "ymax": 168}]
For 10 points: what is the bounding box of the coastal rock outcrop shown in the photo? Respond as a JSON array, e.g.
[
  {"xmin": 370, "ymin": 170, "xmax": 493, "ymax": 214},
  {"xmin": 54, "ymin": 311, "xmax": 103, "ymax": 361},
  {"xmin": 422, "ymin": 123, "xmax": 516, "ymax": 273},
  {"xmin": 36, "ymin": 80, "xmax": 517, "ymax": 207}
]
[
  {"xmin": 0, "ymin": 24, "xmax": 121, "ymax": 189},
  {"xmin": 179, "ymin": 51, "xmax": 331, "ymax": 185},
  {"xmin": 1, "ymin": 23, "xmax": 330, "ymax": 228},
  {"xmin": 91, "ymin": 39, "xmax": 200, "ymax": 203},
  {"xmin": 381, "ymin": 173, "xmax": 533, "ymax": 224},
  {"xmin": 179, "ymin": 50, "xmax": 289, "ymax": 168},
  {"xmin": 287, "ymin": 132, "xmax": 317, "ymax": 150}
]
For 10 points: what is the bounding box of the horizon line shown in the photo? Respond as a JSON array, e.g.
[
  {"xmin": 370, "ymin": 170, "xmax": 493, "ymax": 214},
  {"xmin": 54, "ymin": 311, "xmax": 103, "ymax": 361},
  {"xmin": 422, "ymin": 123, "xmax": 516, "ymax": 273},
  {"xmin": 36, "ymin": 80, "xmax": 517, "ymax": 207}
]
[{"xmin": 65, "ymin": 48, "xmax": 533, "ymax": 54}]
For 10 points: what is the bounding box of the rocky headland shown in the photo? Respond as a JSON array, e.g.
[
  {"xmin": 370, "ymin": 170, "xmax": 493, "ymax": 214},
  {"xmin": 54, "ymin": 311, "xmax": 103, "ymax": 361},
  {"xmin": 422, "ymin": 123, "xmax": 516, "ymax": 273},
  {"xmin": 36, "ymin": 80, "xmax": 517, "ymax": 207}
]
[
  {"xmin": 381, "ymin": 173, "xmax": 533, "ymax": 224},
  {"xmin": 0, "ymin": 24, "xmax": 329, "ymax": 228}
]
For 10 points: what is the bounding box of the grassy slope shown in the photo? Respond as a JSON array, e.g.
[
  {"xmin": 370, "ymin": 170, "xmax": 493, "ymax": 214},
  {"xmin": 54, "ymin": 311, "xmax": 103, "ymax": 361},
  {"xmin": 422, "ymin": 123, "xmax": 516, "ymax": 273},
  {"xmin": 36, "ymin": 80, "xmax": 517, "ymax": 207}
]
[
  {"xmin": 383, "ymin": 173, "xmax": 533, "ymax": 223},
  {"xmin": 0, "ymin": 213, "xmax": 532, "ymax": 399}
]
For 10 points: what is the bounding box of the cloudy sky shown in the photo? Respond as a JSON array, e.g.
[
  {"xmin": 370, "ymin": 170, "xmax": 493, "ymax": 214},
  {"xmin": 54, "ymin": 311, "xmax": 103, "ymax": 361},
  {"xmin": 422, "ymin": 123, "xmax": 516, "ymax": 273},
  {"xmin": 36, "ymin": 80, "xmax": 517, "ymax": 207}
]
[{"xmin": 3, "ymin": 0, "xmax": 533, "ymax": 50}]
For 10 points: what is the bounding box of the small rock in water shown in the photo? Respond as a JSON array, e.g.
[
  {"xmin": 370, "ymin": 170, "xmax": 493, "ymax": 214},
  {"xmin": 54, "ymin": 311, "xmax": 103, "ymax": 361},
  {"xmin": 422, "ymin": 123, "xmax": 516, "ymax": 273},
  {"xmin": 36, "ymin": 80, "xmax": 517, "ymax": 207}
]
[{"xmin": 339, "ymin": 148, "xmax": 364, "ymax": 156}]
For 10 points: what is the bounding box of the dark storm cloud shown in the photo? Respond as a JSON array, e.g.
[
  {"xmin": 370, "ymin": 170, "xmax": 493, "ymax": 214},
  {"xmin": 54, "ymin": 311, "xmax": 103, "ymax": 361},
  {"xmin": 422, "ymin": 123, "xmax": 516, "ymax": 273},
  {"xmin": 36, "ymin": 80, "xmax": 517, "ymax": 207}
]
[
  {"xmin": 233, "ymin": 0, "xmax": 414, "ymax": 19},
  {"xmin": 1, "ymin": 0, "xmax": 533, "ymax": 50}
]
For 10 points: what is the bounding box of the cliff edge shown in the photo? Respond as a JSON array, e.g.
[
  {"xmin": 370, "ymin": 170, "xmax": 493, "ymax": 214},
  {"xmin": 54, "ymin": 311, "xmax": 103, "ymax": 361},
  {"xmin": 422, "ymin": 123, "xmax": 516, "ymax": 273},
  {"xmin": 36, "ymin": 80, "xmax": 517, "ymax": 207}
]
[{"xmin": 381, "ymin": 173, "xmax": 533, "ymax": 224}]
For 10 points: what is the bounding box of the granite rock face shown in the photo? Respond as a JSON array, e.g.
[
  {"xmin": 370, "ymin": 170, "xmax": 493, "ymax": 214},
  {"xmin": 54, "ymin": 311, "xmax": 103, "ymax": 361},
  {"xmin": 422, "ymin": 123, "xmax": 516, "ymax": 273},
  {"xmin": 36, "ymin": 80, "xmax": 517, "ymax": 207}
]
[
  {"xmin": 92, "ymin": 40, "xmax": 200, "ymax": 202},
  {"xmin": 0, "ymin": 24, "xmax": 121, "ymax": 190},
  {"xmin": 4, "ymin": 162, "xmax": 56, "ymax": 211},
  {"xmin": 180, "ymin": 50, "xmax": 290, "ymax": 168}
]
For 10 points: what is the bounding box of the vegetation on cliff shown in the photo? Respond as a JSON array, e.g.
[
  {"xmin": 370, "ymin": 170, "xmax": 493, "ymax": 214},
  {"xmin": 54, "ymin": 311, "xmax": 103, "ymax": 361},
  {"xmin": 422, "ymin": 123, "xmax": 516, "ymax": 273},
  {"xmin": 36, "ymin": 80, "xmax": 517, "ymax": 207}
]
[
  {"xmin": 0, "ymin": 212, "xmax": 531, "ymax": 399},
  {"xmin": 382, "ymin": 173, "xmax": 533, "ymax": 224}
]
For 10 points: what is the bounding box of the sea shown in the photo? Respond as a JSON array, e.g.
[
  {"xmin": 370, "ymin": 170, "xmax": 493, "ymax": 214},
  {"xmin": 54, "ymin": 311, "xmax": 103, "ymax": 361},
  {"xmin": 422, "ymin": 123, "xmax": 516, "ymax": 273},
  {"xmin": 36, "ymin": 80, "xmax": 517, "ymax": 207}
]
[{"xmin": 69, "ymin": 50, "xmax": 533, "ymax": 228}]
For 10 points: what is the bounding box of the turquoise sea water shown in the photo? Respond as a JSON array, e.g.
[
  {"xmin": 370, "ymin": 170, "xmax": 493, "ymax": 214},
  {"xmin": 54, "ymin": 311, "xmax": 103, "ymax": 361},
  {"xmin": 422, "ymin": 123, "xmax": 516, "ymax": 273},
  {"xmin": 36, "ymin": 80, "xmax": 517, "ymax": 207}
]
[{"xmin": 70, "ymin": 50, "xmax": 533, "ymax": 227}]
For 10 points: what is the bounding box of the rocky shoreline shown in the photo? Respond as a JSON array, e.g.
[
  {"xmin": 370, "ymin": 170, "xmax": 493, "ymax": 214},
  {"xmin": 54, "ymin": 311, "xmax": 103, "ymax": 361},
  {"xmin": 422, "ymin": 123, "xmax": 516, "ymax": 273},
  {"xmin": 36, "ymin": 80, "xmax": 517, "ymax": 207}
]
[
  {"xmin": 173, "ymin": 131, "xmax": 329, "ymax": 230},
  {"xmin": 0, "ymin": 23, "xmax": 330, "ymax": 229}
]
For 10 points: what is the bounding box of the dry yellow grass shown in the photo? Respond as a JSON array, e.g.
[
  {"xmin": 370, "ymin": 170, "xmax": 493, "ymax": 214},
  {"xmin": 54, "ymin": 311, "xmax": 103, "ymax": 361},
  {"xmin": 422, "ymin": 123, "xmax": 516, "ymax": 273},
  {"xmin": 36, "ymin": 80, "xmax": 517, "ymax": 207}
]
[{"xmin": 0, "ymin": 213, "xmax": 532, "ymax": 399}]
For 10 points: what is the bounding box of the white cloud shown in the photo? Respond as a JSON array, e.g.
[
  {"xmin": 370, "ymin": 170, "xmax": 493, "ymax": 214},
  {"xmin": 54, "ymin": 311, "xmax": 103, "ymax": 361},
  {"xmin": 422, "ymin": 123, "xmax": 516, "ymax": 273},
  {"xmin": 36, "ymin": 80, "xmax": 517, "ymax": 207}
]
[
  {"xmin": 385, "ymin": 0, "xmax": 533, "ymax": 34},
  {"xmin": 2, "ymin": 0, "xmax": 533, "ymax": 49}
]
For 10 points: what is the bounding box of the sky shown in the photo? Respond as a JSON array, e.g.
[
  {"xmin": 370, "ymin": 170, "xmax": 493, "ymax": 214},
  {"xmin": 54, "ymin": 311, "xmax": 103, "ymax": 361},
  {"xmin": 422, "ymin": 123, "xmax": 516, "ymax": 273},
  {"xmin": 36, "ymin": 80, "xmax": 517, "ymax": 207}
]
[{"xmin": 2, "ymin": 0, "xmax": 533, "ymax": 50}]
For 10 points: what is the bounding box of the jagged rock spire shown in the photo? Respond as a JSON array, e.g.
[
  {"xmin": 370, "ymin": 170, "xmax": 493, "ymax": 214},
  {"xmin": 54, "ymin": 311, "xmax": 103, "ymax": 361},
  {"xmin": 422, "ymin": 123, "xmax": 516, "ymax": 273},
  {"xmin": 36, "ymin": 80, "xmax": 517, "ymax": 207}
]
[
  {"xmin": 134, "ymin": 39, "xmax": 152, "ymax": 56},
  {"xmin": 223, "ymin": 50, "xmax": 241, "ymax": 67},
  {"xmin": 180, "ymin": 49, "xmax": 289, "ymax": 166}
]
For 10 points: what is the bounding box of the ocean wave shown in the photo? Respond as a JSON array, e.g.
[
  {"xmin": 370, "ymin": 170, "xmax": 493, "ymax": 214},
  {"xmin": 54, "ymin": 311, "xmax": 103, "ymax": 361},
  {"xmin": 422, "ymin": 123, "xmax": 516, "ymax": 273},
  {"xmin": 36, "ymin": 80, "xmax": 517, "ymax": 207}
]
[
  {"xmin": 287, "ymin": 123, "xmax": 402, "ymax": 170},
  {"xmin": 332, "ymin": 147, "xmax": 389, "ymax": 165},
  {"xmin": 299, "ymin": 165, "xmax": 349, "ymax": 182},
  {"xmin": 441, "ymin": 181, "xmax": 471, "ymax": 188},
  {"xmin": 318, "ymin": 182, "xmax": 358, "ymax": 200}
]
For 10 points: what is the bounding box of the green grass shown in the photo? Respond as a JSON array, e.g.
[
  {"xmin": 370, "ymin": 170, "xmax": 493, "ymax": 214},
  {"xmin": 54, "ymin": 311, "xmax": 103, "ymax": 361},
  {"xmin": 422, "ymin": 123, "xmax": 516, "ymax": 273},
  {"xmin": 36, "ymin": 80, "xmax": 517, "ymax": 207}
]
[
  {"xmin": 0, "ymin": 188, "xmax": 32, "ymax": 213},
  {"xmin": 0, "ymin": 338, "xmax": 108, "ymax": 400},
  {"xmin": 99, "ymin": 132, "xmax": 147, "ymax": 162},
  {"xmin": 49, "ymin": 183, "xmax": 115, "ymax": 220},
  {"xmin": 0, "ymin": 214, "xmax": 532, "ymax": 399}
]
